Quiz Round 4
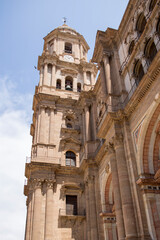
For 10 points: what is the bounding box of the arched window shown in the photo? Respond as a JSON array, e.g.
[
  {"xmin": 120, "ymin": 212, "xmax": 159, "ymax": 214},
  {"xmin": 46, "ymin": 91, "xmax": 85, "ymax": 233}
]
[
  {"xmin": 77, "ymin": 83, "xmax": 81, "ymax": 92},
  {"xmin": 156, "ymin": 18, "xmax": 160, "ymax": 35},
  {"xmin": 65, "ymin": 42, "xmax": 72, "ymax": 54},
  {"xmin": 66, "ymin": 151, "xmax": 76, "ymax": 166},
  {"xmin": 66, "ymin": 123, "xmax": 72, "ymax": 129},
  {"xmin": 128, "ymin": 41, "xmax": 135, "ymax": 55},
  {"xmin": 149, "ymin": 0, "xmax": 157, "ymax": 12},
  {"xmin": 144, "ymin": 38, "xmax": 157, "ymax": 63},
  {"xmin": 56, "ymin": 79, "xmax": 61, "ymax": 89},
  {"xmin": 65, "ymin": 76, "xmax": 73, "ymax": 91},
  {"xmin": 134, "ymin": 60, "xmax": 144, "ymax": 85},
  {"xmin": 136, "ymin": 13, "xmax": 147, "ymax": 36}
]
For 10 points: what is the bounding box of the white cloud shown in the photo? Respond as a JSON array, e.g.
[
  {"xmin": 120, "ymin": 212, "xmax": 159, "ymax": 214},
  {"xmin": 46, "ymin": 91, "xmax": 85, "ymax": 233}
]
[{"xmin": 0, "ymin": 76, "xmax": 32, "ymax": 240}]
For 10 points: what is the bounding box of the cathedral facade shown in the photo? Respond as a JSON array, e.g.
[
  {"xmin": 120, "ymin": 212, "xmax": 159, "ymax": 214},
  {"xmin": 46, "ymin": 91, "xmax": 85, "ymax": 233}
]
[{"xmin": 24, "ymin": 0, "xmax": 160, "ymax": 239}]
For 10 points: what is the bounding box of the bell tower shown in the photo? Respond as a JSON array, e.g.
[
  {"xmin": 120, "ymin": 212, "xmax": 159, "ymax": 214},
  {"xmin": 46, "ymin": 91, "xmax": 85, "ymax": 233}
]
[{"xmin": 24, "ymin": 24, "xmax": 97, "ymax": 240}]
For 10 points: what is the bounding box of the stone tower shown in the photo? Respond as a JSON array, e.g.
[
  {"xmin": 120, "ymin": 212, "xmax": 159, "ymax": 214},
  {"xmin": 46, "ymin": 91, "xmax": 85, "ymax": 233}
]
[{"xmin": 24, "ymin": 24, "xmax": 98, "ymax": 240}]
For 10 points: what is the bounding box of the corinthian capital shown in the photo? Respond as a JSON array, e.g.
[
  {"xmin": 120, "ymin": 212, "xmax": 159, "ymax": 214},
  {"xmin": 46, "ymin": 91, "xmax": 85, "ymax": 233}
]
[
  {"xmin": 45, "ymin": 179, "xmax": 56, "ymax": 189},
  {"xmin": 29, "ymin": 178, "xmax": 43, "ymax": 190}
]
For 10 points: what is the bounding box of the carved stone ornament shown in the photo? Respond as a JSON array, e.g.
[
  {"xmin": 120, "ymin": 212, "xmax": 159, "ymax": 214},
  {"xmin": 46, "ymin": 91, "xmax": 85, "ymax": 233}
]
[
  {"xmin": 45, "ymin": 179, "xmax": 56, "ymax": 189},
  {"xmin": 29, "ymin": 178, "xmax": 43, "ymax": 190},
  {"xmin": 113, "ymin": 133, "xmax": 123, "ymax": 147},
  {"xmin": 63, "ymin": 109, "xmax": 77, "ymax": 120},
  {"xmin": 105, "ymin": 163, "xmax": 110, "ymax": 174},
  {"xmin": 105, "ymin": 142, "xmax": 115, "ymax": 155}
]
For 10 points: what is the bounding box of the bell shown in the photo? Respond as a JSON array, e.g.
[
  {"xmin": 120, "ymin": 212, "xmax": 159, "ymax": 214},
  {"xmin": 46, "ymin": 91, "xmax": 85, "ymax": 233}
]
[{"xmin": 66, "ymin": 84, "xmax": 72, "ymax": 90}]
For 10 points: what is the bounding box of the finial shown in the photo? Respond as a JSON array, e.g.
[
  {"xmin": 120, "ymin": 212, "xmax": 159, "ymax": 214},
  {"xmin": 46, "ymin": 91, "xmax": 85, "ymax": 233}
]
[{"xmin": 62, "ymin": 17, "xmax": 67, "ymax": 24}]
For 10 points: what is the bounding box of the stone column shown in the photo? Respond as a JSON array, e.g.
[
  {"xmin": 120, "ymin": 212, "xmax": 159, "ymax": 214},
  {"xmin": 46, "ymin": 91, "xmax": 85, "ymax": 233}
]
[
  {"xmin": 85, "ymin": 105, "xmax": 90, "ymax": 141},
  {"xmin": 106, "ymin": 143, "xmax": 125, "ymax": 240},
  {"xmin": 43, "ymin": 63, "xmax": 48, "ymax": 86},
  {"xmin": 82, "ymin": 110, "xmax": 86, "ymax": 144},
  {"xmin": 49, "ymin": 108, "xmax": 55, "ymax": 144},
  {"xmin": 39, "ymin": 66, "xmax": 43, "ymax": 86},
  {"xmin": 32, "ymin": 179, "xmax": 42, "ymax": 240},
  {"xmin": 91, "ymin": 101, "xmax": 97, "ymax": 141},
  {"xmin": 85, "ymin": 182, "xmax": 91, "ymax": 240},
  {"xmin": 25, "ymin": 191, "xmax": 33, "ymax": 240},
  {"xmin": 51, "ymin": 65, "xmax": 56, "ymax": 87},
  {"xmin": 88, "ymin": 176, "xmax": 98, "ymax": 240},
  {"xmin": 114, "ymin": 134, "xmax": 138, "ymax": 239},
  {"xmin": 83, "ymin": 71, "xmax": 87, "ymax": 85},
  {"xmin": 99, "ymin": 62, "xmax": 107, "ymax": 98},
  {"xmin": 44, "ymin": 180, "xmax": 55, "ymax": 240},
  {"xmin": 103, "ymin": 53, "xmax": 112, "ymax": 94},
  {"xmin": 73, "ymin": 77, "xmax": 77, "ymax": 92},
  {"xmin": 39, "ymin": 107, "xmax": 46, "ymax": 143}
]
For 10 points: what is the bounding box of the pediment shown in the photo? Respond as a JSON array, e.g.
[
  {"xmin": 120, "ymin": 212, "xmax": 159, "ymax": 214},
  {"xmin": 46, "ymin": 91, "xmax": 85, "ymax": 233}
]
[{"xmin": 60, "ymin": 136, "xmax": 81, "ymax": 145}]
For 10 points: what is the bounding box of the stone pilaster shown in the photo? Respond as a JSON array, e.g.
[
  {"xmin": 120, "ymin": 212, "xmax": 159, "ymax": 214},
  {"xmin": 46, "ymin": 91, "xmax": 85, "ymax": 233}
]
[
  {"xmin": 83, "ymin": 71, "xmax": 87, "ymax": 85},
  {"xmin": 106, "ymin": 143, "xmax": 125, "ymax": 240},
  {"xmin": 39, "ymin": 66, "xmax": 43, "ymax": 86},
  {"xmin": 44, "ymin": 179, "xmax": 55, "ymax": 240},
  {"xmin": 114, "ymin": 134, "xmax": 138, "ymax": 240},
  {"xmin": 85, "ymin": 182, "xmax": 91, "ymax": 240},
  {"xmin": 25, "ymin": 191, "xmax": 33, "ymax": 240},
  {"xmin": 73, "ymin": 77, "xmax": 77, "ymax": 92},
  {"xmin": 43, "ymin": 63, "xmax": 48, "ymax": 86},
  {"xmin": 91, "ymin": 72, "xmax": 95, "ymax": 86},
  {"xmin": 39, "ymin": 107, "xmax": 46, "ymax": 143},
  {"xmin": 31, "ymin": 179, "xmax": 43, "ymax": 240},
  {"xmin": 49, "ymin": 108, "xmax": 55, "ymax": 144},
  {"xmin": 88, "ymin": 176, "xmax": 98, "ymax": 240},
  {"xmin": 51, "ymin": 65, "xmax": 56, "ymax": 87}
]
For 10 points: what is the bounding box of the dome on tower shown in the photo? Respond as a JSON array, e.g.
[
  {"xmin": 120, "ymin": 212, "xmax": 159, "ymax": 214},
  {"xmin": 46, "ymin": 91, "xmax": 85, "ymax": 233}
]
[{"xmin": 55, "ymin": 24, "xmax": 79, "ymax": 36}]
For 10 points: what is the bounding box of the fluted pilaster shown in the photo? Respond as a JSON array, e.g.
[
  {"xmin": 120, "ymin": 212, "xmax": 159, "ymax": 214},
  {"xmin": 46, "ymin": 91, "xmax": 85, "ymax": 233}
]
[
  {"xmin": 31, "ymin": 179, "xmax": 43, "ymax": 240},
  {"xmin": 106, "ymin": 143, "xmax": 125, "ymax": 240},
  {"xmin": 44, "ymin": 179, "xmax": 55, "ymax": 240},
  {"xmin": 114, "ymin": 134, "xmax": 138, "ymax": 239}
]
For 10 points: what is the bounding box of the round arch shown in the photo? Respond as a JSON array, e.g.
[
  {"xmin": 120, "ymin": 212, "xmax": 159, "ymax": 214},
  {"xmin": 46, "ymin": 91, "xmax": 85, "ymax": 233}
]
[{"xmin": 136, "ymin": 96, "xmax": 160, "ymax": 175}]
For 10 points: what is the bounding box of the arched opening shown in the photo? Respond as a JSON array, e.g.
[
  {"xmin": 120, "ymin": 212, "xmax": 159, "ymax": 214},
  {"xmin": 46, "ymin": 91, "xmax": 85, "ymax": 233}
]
[
  {"xmin": 65, "ymin": 76, "xmax": 73, "ymax": 91},
  {"xmin": 134, "ymin": 60, "xmax": 144, "ymax": 85},
  {"xmin": 136, "ymin": 13, "xmax": 147, "ymax": 37},
  {"xmin": 149, "ymin": 0, "xmax": 157, "ymax": 12},
  {"xmin": 128, "ymin": 40, "xmax": 135, "ymax": 55},
  {"xmin": 66, "ymin": 151, "xmax": 76, "ymax": 167},
  {"xmin": 56, "ymin": 79, "xmax": 61, "ymax": 89},
  {"xmin": 77, "ymin": 83, "xmax": 81, "ymax": 92},
  {"xmin": 66, "ymin": 123, "xmax": 72, "ymax": 129},
  {"xmin": 144, "ymin": 38, "xmax": 157, "ymax": 64},
  {"xmin": 156, "ymin": 18, "xmax": 160, "ymax": 35},
  {"xmin": 65, "ymin": 42, "xmax": 72, "ymax": 54}
]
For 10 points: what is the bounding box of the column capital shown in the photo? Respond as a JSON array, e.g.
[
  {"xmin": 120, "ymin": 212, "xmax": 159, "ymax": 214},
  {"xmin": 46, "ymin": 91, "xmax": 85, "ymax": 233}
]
[
  {"xmin": 45, "ymin": 179, "xmax": 56, "ymax": 189},
  {"xmin": 103, "ymin": 51, "xmax": 113, "ymax": 59},
  {"xmin": 113, "ymin": 133, "xmax": 123, "ymax": 148},
  {"xmin": 29, "ymin": 178, "xmax": 43, "ymax": 190}
]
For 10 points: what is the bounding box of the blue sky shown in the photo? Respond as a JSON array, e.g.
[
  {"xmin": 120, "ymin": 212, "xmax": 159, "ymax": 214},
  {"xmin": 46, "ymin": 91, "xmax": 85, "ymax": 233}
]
[{"xmin": 0, "ymin": 0, "xmax": 128, "ymax": 239}]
